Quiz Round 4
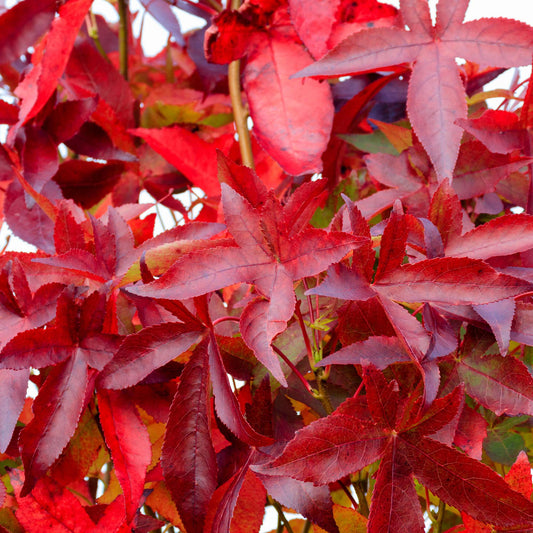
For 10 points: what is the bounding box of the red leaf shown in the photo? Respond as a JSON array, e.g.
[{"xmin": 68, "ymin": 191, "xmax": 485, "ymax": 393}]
[
  {"xmin": 473, "ymin": 298, "xmax": 515, "ymax": 355},
  {"xmin": 374, "ymin": 257, "xmax": 530, "ymax": 306},
  {"xmin": 243, "ymin": 30, "xmax": 334, "ymax": 175},
  {"xmin": 225, "ymin": 470, "xmax": 266, "ymax": 533},
  {"xmin": 264, "ymin": 408, "xmax": 388, "ymax": 484},
  {"xmin": 19, "ymin": 353, "xmax": 90, "ymax": 495},
  {"xmin": 446, "ymin": 214, "xmax": 533, "ymax": 260},
  {"xmin": 130, "ymin": 126, "xmax": 221, "ymax": 196},
  {"xmin": 161, "ymin": 338, "xmax": 217, "ymax": 533},
  {"xmin": 428, "ymin": 179, "xmax": 462, "ymax": 248},
  {"xmin": 367, "ymin": 441, "xmax": 424, "ymax": 533},
  {"xmin": 257, "ymin": 473, "xmax": 337, "ymax": 532},
  {"xmin": 208, "ymin": 332, "xmax": 274, "ymax": 447},
  {"xmin": 400, "ymin": 433, "xmax": 533, "ymax": 528},
  {"xmin": 456, "ymin": 351, "xmax": 533, "ymax": 416},
  {"xmin": 240, "ymin": 267, "xmax": 294, "ymax": 387},
  {"xmin": 98, "ymin": 322, "xmax": 203, "ymax": 389},
  {"xmin": 14, "ymin": 476, "xmax": 96, "ymax": 533},
  {"xmin": 0, "ymin": 368, "xmax": 28, "ymax": 453},
  {"xmin": 453, "ymin": 405, "xmax": 487, "ymax": 461},
  {"xmin": 14, "ymin": 0, "xmax": 93, "ymax": 127},
  {"xmin": 295, "ymin": 0, "xmax": 533, "ymax": 178},
  {"xmin": 374, "ymin": 207, "xmax": 407, "ymax": 281},
  {"xmin": 0, "ymin": 0, "xmax": 55, "ymax": 64},
  {"xmin": 505, "ymin": 450, "xmax": 533, "ymax": 500},
  {"xmin": 98, "ymin": 389, "xmax": 152, "ymax": 522}
]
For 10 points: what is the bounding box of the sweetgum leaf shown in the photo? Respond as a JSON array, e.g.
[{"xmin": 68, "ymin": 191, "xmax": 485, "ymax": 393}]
[
  {"xmin": 295, "ymin": 0, "xmax": 533, "ymax": 178},
  {"xmin": 14, "ymin": 476, "xmax": 96, "ymax": 532},
  {"xmin": 400, "ymin": 433, "xmax": 533, "ymax": 528},
  {"xmin": 208, "ymin": 332, "xmax": 274, "ymax": 447},
  {"xmin": 367, "ymin": 441, "xmax": 424, "ymax": 533},
  {"xmin": 374, "ymin": 257, "xmax": 531, "ymax": 306},
  {"xmin": 264, "ymin": 411, "xmax": 388, "ymax": 484},
  {"xmin": 98, "ymin": 322, "xmax": 203, "ymax": 389},
  {"xmin": 0, "ymin": 0, "xmax": 55, "ymax": 64},
  {"xmin": 98, "ymin": 389, "xmax": 152, "ymax": 522},
  {"xmin": 243, "ymin": 29, "xmax": 334, "ymax": 175},
  {"xmin": 456, "ymin": 352, "xmax": 533, "ymax": 416},
  {"xmin": 257, "ymin": 473, "xmax": 338, "ymax": 532},
  {"xmin": 14, "ymin": 0, "xmax": 93, "ymax": 128},
  {"xmin": 505, "ymin": 450, "xmax": 533, "ymax": 499},
  {"xmin": 0, "ymin": 368, "xmax": 29, "ymax": 453},
  {"xmin": 161, "ymin": 338, "xmax": 217, "ymax": 533},
  {"xmin": 19, "ymin": 353, "xmax": 90, "ymax": 495}
]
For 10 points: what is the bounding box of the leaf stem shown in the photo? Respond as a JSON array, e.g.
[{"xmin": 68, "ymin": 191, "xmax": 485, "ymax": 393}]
[
  {"xmin": 270, "ymin": 498, "xmax": 295, "ymax": 533},
  {"xmin": 117, "ymin": 0, "xmax": 129, "ymax": 80},
  {"xmin": 212, "ymin": 315, "xmax": 241, "ymax": 326},
  {"xmin": 352, "ymin": 480, "xmax": 369, "ymax": 517},
  {"xmin": 272, "ymin": 344, "xmax": 314, "ymax": 395},
  {"xmin": 295, "ymin": 300, "xmax": 314, "ymax": 367},
  {"xmin": 315, "ymin": 368, "xmax": 333, "ymax": 415},
  {"xmin": 338, "ymin": 479, "xmax": 358, "ymax": 509},
  {"xmin": 228, "ymin": 0, "xmax": 254, "ymax": 168},
  {"xmin": 86, "ymin": 11, "xmax": 111, "ymax": 63},
  {"xmin": 302, "ymin": 520, "xmax": 312, "ymax": 533}
]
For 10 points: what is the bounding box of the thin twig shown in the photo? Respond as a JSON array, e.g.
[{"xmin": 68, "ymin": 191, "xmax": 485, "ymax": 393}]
[
  {"xmin": 117, "ymin": 0, "xmax": 129, "ymax": 80},
  {"xmin": 228, "ymin": 0, "xmax": 254, "ymax": 168},
  {"xmin": 272, "ymin": 345, "xmax": 315, "ymax": 395},
  {"xmin": 270, "ymin": 499, "xmax": 295, "ymax": 533}
]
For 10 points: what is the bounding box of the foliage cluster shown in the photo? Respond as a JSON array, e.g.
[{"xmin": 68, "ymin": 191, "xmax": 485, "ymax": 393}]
[{"xmin": 1, "ymin": 0, "xmax": 533, "ymax": 531}]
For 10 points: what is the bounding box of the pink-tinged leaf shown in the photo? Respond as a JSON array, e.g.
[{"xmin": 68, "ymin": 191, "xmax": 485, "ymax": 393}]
[
  {"xmin": 399, "ymin": 433, "xmax": 533, "ymax": 528},
  {"xmin": 138, "ymin": 0, "xmax": 183, "ymax": 45},
  {"xmin": 297, "ymin": 27, "xmax": 423, "ymax": 78},
  {"xmin": 22, "ymin": 127, "xmax": 58, "ymax": 194},
  {"xmin": 0, "ymin": 368, "xmax": 28, "ymax": 452},
  {"xmin": 456, "ymin": 351, "xmax": 533, "ymax": 416},
  {"xmin": 505, "ymin": 450, "xmax": 533, "ymax": 500},
  {"xmin": 407, "ymin": 45, "xmax": 466, "ymax": 179},
  {"xmin": 130, "ymin": 126, "xmax": 221, "ymax": 196},
  {"xmin": 14, "ymin": 0, "xmax": 93, "ymax": 127},
  {"xmin": 0, "ymin": 0, "xmax": 55, "ymax": 64},
  {"xmin": 19, "ymin": 353, "xmax": 90, "ymax": 495},
  {"xmin": 435, "ymin": 0, "xmax": 469, "ymax": 34},
  {"xmin": 374, "ymin": 257, "xmax": 531, "ymax": 306},
  {"xmin": 264, "ymin": 412, "xmax": 387, "ymax": 484},
  {"xmin": 307, "ymin": 263, "xmax": 376, "ymax": 301},
  {"xmin": 473, "ymin": 298, "xmax": 515, "ymax": 355},
  {"xmin": 399, "ymin": 0, "xmax": 432, "ymax": 36},
  {"xmin": 455, "ymin": 110, "xmax": 525, "ymax": 154},
  {"xmin": 289, "ymin": 0, "xmax": 339, "ymax": 58},
  {"xmin": 375, "ymin": 208, "xmax": 407, "ymax": 281},
  {"xmin": 279, "ymin": 228, "xmax": 363, "ymax": 281},
  {"xmin": 14, "ymin": 476, "xmax": 97, "ymax": 533},
  {"xmin": 452, "ymin": 141, "xmax": 532, "ymax": 200},
  {"xmin": 317, "ymin": 336, "xmax": 411, "ymax": 370},
  {"xmin": 240, "ymin": 267, "xmax": 294, "ymax": 387},
  {"xmin": 422, "ymin": 304, "xmax": 459, "ymax": 360},
  {"xmin": 428, "ymin": 179, "xmax": 462, "ymax": 248},
  {"xmin": 453, "ymin": 405, "xmax": 487, "ymax": 460},
  {"xmin": 161, "ymin": 338, "xmax": 217, "ymax": 533},
  {"xmin": 98, "ymin": 388, "xmax": 152, "ymax": 522},
  {"xmin": 446, "ymin": 215, "xmax": 533, "ymax": 260},
  {"xmin": 257, "ymin": 473, "xmax": 337, "ymax": 532},
  {"xmin": 98, "ymin": 322, "xmax": 203, "ymax": 389},
  {"xmin": 447, "ymin": 19, "xmax": 533, "ymax": 69},
  {"xmin": 368, "ymin": 441, "xmax": 424, "ymax": 533},
  {"xmin": 377, "ymin": 297, "xmax": 430, "ymax": 362},
  {"xmin": 243, "ymin": 30, "xmax": 334, "ymax": 175},
  {"xmin": 208, "ymin": 333, "xmax": 273, "ymax": 447}
]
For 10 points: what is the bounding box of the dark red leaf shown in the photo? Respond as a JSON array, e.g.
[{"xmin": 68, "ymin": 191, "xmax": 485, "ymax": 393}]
[
  {"xmin": 0, "ymin": 0, "xmax": 55, "ymax": 64},
  {"xmin": 98, "ymin": 389, "xmax": 152, "ymax": 522},
  {"xmin": 0, "ymin": 368, "xmax": 28, "ymax": 453},
  {"xmin": 367, "ymin": 441, "xmax": 424, "ymax": 533},
  {"xmin": 19, "ymin": 353, "xmax": 90, "ymax": 495},
  {"xmin": 400, "ymin": 433, "xmax": 533, "ymax": 528},
  {"xmin": 161, "ymin": 338, "xmax": 217, "ymax": 533}
]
